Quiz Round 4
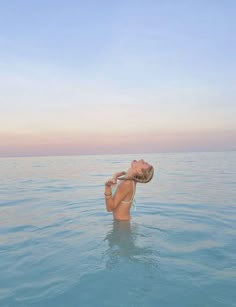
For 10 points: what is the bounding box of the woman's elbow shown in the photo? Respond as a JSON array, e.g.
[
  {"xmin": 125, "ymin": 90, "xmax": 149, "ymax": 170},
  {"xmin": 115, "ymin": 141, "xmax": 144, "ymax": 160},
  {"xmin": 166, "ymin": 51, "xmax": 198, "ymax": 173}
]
[{"xmin": 105, "ymin": 200, "xmax": 114, "ymax": 212}]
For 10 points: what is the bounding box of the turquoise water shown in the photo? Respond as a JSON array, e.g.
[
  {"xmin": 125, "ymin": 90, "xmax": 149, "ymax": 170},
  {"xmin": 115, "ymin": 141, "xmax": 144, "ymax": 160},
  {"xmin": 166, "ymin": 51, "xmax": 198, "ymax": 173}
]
[{"xmin": 0, "ymin": 152, "xmax": 235, "ymax": 307}]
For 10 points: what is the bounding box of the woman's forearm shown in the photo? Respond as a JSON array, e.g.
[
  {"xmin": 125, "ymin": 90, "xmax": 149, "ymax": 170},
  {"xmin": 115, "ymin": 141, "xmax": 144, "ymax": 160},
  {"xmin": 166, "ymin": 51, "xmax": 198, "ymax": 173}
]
[
  {"xmin": 105, "ymin": 197, "xmax": 114, "ymax": 212},
  {"xmin": 104, "ymin": 185, "xmax": 113, "ymax": 212}
]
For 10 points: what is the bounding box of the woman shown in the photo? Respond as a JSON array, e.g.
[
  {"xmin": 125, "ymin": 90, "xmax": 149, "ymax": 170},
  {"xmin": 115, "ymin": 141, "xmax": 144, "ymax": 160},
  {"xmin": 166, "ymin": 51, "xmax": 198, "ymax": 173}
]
[{"xmin": 104, "ymin": 159, "xmax": 154, "ymax": 221}]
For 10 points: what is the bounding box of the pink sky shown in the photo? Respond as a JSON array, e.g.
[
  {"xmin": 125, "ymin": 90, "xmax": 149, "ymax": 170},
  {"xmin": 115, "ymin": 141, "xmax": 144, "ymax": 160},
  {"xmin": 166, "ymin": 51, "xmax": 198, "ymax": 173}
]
[
  {"xmin": 1, "ymin": 1, "xmax": 236, "ymax": 157},
  {"xmin": 0, "ymin": 130, "xmax": 235, "ymax": 157}
]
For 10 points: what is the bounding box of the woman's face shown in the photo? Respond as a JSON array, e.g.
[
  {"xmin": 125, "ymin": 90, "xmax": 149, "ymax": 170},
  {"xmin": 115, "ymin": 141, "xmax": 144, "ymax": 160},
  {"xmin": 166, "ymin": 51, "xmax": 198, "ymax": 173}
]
[{"xmin": 131, "ymin": 159, "xmax": 150, "ymax": 173}]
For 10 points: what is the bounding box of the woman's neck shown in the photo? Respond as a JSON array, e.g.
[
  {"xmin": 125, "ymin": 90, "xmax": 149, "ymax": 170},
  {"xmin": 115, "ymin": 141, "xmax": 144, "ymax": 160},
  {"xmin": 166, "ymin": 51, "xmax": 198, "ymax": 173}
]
[{"xmin": 126, "ymin": 168, "xmax": 136, "ymax": 178}]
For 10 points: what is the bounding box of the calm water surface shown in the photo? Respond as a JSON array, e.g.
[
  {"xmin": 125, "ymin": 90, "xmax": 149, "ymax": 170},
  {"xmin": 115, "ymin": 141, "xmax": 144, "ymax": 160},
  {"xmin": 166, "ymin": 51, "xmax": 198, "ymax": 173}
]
[{"xmin": 0, "ymin": 152, "xmax": 235, "ymax": 307}]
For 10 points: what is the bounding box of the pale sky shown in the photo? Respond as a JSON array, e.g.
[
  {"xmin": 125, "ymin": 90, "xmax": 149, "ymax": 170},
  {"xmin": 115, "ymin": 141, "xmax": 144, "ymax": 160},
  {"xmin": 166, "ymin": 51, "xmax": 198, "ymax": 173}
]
[{"xmin": 1, "ymin": 0, "xmax": 236, "ymax": 156}]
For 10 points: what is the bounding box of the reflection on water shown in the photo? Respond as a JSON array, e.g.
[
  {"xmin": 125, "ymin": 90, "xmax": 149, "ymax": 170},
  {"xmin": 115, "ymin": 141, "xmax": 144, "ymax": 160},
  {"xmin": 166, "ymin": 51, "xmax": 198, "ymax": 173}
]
[{"xmin": 104, "ymin": 220, "xmax": 159, "ymax": 269}]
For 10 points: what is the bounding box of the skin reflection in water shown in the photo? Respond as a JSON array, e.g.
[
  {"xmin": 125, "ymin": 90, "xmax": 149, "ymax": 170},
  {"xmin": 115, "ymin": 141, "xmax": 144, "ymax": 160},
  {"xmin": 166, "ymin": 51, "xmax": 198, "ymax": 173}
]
[{"xmin": 104, "ymin": 220, "xmax": 159, "ymax": 269}]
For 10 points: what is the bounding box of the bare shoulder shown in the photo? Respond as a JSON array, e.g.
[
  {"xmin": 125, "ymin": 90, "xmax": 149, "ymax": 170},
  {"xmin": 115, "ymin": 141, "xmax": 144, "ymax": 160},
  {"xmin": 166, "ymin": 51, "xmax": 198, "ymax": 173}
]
[
  {"xmin": 118, "ymin": 180, "xmax": 133, "ymax": 191},
  {"xmin": 113, "ymin": 180, "xmax": 132, "ymax": 203}
]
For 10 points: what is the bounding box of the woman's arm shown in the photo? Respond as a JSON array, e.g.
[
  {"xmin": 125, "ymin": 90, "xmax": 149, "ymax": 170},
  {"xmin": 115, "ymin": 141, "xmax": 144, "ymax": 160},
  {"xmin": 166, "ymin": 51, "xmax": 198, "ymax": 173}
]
[
  {"xmin": 104, "ymin": 181, "xmax": 113, "ymax": 212},
  {"xmin": 104, "ymin": 180, "xmax": 130, "ymax": 212}
]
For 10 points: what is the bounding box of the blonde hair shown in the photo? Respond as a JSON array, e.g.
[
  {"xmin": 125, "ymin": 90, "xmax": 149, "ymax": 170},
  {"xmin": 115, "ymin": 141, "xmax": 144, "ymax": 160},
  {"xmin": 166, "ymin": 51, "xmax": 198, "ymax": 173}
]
[{"xmin": 118, "ymin": 165, "xmax": 154, "ymax": 183}]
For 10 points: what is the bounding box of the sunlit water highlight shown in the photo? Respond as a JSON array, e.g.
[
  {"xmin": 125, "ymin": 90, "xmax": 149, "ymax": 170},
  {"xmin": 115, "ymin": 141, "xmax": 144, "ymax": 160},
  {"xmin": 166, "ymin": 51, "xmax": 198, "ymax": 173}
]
[{"xmin": 0, "ymin": 152, "xmax": 235, "ymax": 307}]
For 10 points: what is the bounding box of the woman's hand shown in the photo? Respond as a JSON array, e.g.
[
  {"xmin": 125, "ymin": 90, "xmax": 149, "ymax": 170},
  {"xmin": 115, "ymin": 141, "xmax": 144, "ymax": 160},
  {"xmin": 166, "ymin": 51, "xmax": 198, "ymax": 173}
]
[
  {"xmin": 105, "ymin": 178, "xmax": 116, "ymax": 187},
  {"xmin": 105, "ymin": 171, "xmax": 126, "ymax": 187},
  {"xmin": 112, "ymin": 171, "xmax": 126, "ymax": 181}
]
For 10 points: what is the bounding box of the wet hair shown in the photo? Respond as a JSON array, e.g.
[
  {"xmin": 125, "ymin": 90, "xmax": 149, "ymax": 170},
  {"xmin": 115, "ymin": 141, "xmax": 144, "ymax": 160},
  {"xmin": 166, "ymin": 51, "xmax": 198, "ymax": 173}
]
[{"xmin": 118, "ymin": 165, "xmax": 154, "ymax": 183}]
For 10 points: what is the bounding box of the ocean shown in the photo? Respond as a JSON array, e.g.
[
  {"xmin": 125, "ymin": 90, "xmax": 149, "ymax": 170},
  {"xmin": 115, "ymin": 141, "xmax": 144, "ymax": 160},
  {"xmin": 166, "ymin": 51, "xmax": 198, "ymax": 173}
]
[{"xmin": 0, "ymin": 152, "xmax": 235, "ymax": 307}]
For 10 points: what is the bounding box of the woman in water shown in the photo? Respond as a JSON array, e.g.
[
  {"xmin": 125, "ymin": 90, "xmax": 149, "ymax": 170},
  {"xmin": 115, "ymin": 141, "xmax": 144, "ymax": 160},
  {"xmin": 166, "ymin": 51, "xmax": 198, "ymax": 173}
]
[{"xmin": 104, "ymin": 159, "xmax": 154, "ymax": 221}]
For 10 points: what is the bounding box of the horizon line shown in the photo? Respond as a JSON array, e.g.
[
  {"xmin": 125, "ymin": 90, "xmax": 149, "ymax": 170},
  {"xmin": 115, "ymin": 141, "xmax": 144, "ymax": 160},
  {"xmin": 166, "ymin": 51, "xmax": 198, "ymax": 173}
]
[{"xmin": 0, "ymin": 149, "xmax": 235, "ymax": 159}]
